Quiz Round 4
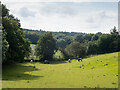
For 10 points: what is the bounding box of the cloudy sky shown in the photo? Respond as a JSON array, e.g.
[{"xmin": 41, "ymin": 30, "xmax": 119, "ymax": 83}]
[{"xmin": 1, "ymin": 0, "xmax": 119, "ymax": 33}]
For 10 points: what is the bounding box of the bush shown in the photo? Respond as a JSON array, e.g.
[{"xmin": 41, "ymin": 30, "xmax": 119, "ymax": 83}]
[{"xmin": 65, "ymin": 41, "xmax": 87, "ymax": 58}]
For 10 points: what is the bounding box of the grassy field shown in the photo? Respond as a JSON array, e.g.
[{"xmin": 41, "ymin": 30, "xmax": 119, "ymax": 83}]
[{"xmin": 2, "ymin": 52, "xmax": 118, "ymax": 88}]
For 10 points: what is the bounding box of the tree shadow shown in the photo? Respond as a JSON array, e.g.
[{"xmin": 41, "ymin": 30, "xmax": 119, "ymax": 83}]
[
  {"xmin": 49, "ymin": 60, "xmax": 67, "ymax": 65},
  {"xmin": 38, "ymin": 60, "xmax": 68, "ymax": 65},
  {"xmin": 24, "ymin": 59, "xmax": 68, "ymax": 65},
  {"xmin": 2, "ymin": 63, "xmax": 44, "ymax": 81}
]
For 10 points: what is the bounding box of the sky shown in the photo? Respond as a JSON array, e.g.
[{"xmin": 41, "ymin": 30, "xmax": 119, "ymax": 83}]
[{"xmin": 1, "ymin": 0, "xmax": 119, "ymax": 33}]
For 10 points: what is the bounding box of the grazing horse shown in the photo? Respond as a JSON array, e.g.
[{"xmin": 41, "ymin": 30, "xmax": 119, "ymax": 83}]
[
  {"xmin": 68, "ymin": 59, "xmax": 71, "ymax": 63},
  {"xmin": 78, "ymin": 58, "xmax": 82, "ymax": 62},
  {"xmin": 31, "ymin": 59, "xmax": 33, "ymax": 63},
  {"xmin": 44, "ymin": 60, "xmax": 49, "ymax": 64}
]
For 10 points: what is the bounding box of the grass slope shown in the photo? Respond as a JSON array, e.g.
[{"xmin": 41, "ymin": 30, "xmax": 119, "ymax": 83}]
[{"xmin": 2, "ymin": 52, "xmax": 118, "ymax": 88}]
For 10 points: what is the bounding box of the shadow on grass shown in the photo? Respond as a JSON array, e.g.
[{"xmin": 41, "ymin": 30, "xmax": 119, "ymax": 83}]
[
  {"xmin": 49, "ymin": 60, "xmax": 68, "ymax": 65},
  {"xmin": 24, "ymin": 59, "xmax": 68, "ymax": 65},
  {"xmin": 38, "ymin": 60, "xmax": 67, "ymax": 65},
  {"xmin": 2, "ymin": 63, "xmax": 43, "ymax": 81}
]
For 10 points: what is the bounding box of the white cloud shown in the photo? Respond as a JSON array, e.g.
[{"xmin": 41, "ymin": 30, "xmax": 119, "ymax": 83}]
[
  {"xmin": 19, "ymin": 7, "xmax": 35, "ymax": 17},
  {"xmin": 84, "ymin": 10, "xmax": 118, "ymax": 33},
  {"xmin": 1, "ymin": 2, "xmax": 118, "ymax": 33}
]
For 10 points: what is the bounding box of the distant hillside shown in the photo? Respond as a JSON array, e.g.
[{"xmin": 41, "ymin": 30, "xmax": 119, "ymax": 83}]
[
  {"xmin": 23, "ymin": 28, "xmax": 100, "ymax": 44},
  {"xmin": 23, "ymin": 28, "xmax": 86, "ymax": 37}
]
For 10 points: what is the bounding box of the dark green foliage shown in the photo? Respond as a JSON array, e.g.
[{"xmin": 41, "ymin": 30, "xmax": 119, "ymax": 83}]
[
  {"xmin": 2, "ymin": 4, "xmax": 9, "ymax": 17},
  {"xmin": 110, "ymin": 26, "xmax": 119, "ymax": 52},
  {"xmin": 117, "ymin": 35, "xmax": 120, "ymax": 51},
  {"xmin": 65, "ymin": 42, "xmax": 87, "ymax": 58},
  {"xmin": 23, "ymin": 28, "xmax": 46, "ymax": 44},
  {"xmin": 23, "ymin": 27, "xmax": 119, "ymax": 58},
  {"xmin": 36, "ymin": 32, "xmax": 57, "ymax": 60},
  {"xmin": 91, "ymin": 32, "xmax": 102, "ymax": 41},
  {"xmin": 2, "ymin": 30, "xmax": 9, "ymax": 63},
  {"xmin": 97, "ymin": 27, "xmax": 119, "ymax": 54},
  {"xmin": 2, "ymin": 4, "xmax": 31, "ymax": 63},
  {"xmin": 110, "ymin": 26, "xmax": 118, "ymax": 36},
  {"xmin": 55, "ymin": 34, "xmax": 66, "ymax": 39},
  {"xmin": 97, "ymin": 34, "xmax": 114, "ymax": 53},
  {"xmin": 24, "ymin": 31, "xmax": 39, "ymax": 44},
  {"xmin": 92, "ymin": 26, "xmax": 119, "ymax": 54},
  {"xmin": 74, "ymin": 34, "xmax": 84, "ymax": 43},
  {"xmin": 87, "ymin": 41, "xmax": 98, "ymax": 55},
  {"xmin": 91, "ymin": 34, "xmax": 99, "ymax": 41},
  {"xmin": 59, "ymin": 48, "xmax": 69, "ymax": 59},
  {"xmin": 2, "ymin": 17, "xmax": 30, "ymax": 62},
  {"xmin": 74, "ymin": 34, "xmax": 93, "ymax": 43},
  {"xmin": 56, "ymin": 39, "xmax": 67, "ymax": 49},
  {"xmin": 64, "ymin": 36, "xmax": 72, "ymax": 45},
  {"xmin": 0, "ymin": 31, "xmax": 2, "ymax": 64},
  {"xmin": 83, "ymin": 34, "xmax": 92, "ymax": 41}
]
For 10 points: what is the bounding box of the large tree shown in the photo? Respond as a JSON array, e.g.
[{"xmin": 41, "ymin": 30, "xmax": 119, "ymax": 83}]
[
  {"xmin": 87, "ymin": 41, "xmax": 98, "ymax": 55},
  {"xmin": 65, "ymin": 41, "xmax": 87, "ymax": 58},
  {"xmin": 97, "ymin": 34, "xmax": 114, "ymax": 54},
  {"xmin": 110, "ymin": 26, "xmax": 120, "ymax": 52},
  {"xmin": 97, "ymin": 27, "xmax": 119, "ymax": 54},
  {"xmin": 36, "ymin": 32, "xmax": 57, "ymax": 60},
  {"xmin": 2, "ymin": 3, "xmax": 31, "ymax": 63}
]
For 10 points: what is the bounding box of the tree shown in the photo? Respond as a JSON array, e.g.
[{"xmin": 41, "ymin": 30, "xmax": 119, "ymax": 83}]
[
  {"xmin": 24, "ymin": 32, "xmax": 40, "ymax": 44},
  {"xmin": 87, "ymin": 41, "xmax": 98, "ymax": 55},
  {"xmin": 2, "ymin": 4, "xmax": 31, "ymax": 63},
  {"xmin": 74, "ymin": 34, "xmax": 84, "ymax": 43},
  {"xmin": 91, "ymin": 34, "xmax": 99, "ymax": 41},
  {"xmin": 117, "ymin": 35, "xmax": 120, "ymax": 51},
  {"xmin": 110, "ymin": 26, "xmax": 118, "ymax": 36},
  {"xmin": 2, "ymin": 30, "xmax": 9, "ymax": 63},
  {"xmin": 97, "ymin": 27, "xmax": 119, "ymax": 54},
  {"xmin": 110, "ymin": 26, "xmax": 119, "ymax": 52},
  {"xmin": 36, "ymin": 32, "xmax": 57, "ymax": 60},
  {"xmin": 2, "ymin": 4, "xmax": 9, "ymax": 17},
  {"xmin": 65, "ymin": 41, "xmax": 87, "ymax": 58},
  {"xmin": 97, "ymin": 34, "xmax": 114, "ymax": 53},
  {"xmin": 56, "ymin": 39, "xmax": 67, "ymax": 49},
  {"xmin": 83, "ymin": 34, "xmax": 92, "ymax": 41}
]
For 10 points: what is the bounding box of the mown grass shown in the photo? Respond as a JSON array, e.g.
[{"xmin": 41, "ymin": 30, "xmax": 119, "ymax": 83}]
[{"xmin": 2, "ymin": 52, "xmax": 118, "ymax": 88}]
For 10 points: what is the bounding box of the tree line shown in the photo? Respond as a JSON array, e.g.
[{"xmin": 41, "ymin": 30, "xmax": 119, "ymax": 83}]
[
  {"xmin": 63, "ymin": 27, "xmax": 120, "ymax": 59},
  {"xmin": 24, "ymin": 27, "xmax": 120, "ymax": 60},
  {"xmin": 23, "ymin": 28, "xmax": 101, "ymax": 45}
]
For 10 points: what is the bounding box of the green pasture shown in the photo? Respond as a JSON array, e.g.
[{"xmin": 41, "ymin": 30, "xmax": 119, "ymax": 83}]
[{"xmin": 2, "ymin": 52, "xmax": 119, "ymax": 88}]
